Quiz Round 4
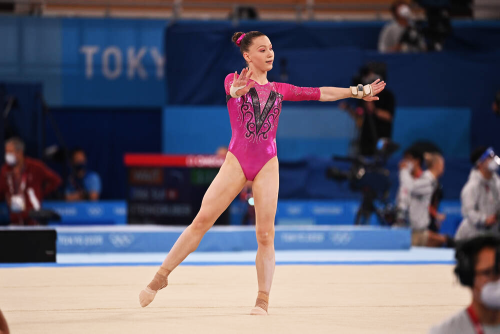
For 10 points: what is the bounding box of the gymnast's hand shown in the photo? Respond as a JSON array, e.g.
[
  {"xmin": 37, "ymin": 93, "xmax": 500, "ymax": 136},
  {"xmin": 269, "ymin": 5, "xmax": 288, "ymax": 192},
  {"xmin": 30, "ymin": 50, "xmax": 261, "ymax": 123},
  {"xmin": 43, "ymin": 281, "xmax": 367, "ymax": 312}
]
[
  {"xmin": 233, "ymin": 68, "xmax": 256, "ymax": 96},
  {"xmin": 363, "ymin": 79, "xmax": 386, "ymax": 102}
]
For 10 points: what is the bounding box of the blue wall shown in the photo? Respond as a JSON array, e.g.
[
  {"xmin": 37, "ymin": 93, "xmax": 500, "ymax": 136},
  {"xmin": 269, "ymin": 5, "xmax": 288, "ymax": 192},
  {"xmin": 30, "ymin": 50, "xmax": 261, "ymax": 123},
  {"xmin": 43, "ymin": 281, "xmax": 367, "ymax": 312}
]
[
  {"xmin": 162, "ymin": 106, "xmax": 471, "ymax": 159},
  {"xmin": 162, "ymin": 106, "xmax": 356, "ymax": 158},
  {"xmin": 392, "ymin": 107, "xmax": 471, "ymax": 159},
  {"xmin": 0, "ymin": 16, "xmax": 167, "ymax": 107},
  {"xmin": 0, "ymin": 17, "xmax": 62, "ymax": 105}
]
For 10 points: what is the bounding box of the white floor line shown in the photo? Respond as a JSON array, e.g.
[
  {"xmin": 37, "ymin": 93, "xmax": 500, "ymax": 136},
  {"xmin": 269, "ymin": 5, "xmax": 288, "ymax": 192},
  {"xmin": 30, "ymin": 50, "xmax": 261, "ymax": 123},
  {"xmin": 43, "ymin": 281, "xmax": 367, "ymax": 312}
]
[{"xmin": 57, "ymin": 248, "xmax": 455, "ymax": 264}]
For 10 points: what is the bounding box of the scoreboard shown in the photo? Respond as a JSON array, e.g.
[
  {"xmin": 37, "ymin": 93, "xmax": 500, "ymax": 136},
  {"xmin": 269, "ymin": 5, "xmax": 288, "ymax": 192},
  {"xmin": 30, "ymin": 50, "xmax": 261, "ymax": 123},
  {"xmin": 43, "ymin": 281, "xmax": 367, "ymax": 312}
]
[{"xmin": 125, "ymin": 154, "xmax": 229, "ymax": 225}]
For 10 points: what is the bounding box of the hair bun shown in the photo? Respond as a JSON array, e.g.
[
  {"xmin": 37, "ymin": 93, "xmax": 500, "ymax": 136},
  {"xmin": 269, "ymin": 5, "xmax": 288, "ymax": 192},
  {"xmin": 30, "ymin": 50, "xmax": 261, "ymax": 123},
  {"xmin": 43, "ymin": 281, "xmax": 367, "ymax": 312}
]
[{"xmin": 232, "ymin": 32, "xmax": 244, "ymax": 46}]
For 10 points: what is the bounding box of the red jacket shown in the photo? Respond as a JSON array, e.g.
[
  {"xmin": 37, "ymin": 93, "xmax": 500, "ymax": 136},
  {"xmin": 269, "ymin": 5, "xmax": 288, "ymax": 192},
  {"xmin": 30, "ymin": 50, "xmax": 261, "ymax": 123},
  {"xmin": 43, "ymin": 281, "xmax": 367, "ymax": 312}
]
[{"xmin": 0, "ymin": 157, "xmax": 62, "ymax": 225}]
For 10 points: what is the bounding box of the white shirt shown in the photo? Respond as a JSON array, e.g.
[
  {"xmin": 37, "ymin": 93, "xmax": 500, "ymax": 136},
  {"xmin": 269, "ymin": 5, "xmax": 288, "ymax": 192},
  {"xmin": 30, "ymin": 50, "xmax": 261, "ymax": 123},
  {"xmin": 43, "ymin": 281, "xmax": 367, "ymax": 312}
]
[
  {"xmin": 409, "ymin": 170, "xmax": 437, "ymax": 231},
  {"xmin": 378, "ymin": 21, "xmax": 405, "ymax": 53},
  {"xmin": 455, "ymin": 169, "xmax": 500, "ymax": 241},
  {"xmin": 430, "ymin": 309, "xmax": 500, "ymax": 334}
]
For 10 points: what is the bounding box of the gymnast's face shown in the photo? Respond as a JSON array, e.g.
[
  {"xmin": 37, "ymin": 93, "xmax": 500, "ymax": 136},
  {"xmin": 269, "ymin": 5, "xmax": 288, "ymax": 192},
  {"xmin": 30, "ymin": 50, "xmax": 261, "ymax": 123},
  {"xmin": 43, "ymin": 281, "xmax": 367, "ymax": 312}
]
[{"xmin": 244, "ymin": 35, "xmax": 274, "ymax": 73}]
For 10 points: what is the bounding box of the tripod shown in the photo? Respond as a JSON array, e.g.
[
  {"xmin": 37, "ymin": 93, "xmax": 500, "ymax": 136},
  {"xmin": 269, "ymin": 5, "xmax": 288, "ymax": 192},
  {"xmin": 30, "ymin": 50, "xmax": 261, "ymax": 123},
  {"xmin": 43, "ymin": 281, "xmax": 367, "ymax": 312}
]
[{"xmin": 354, "ymin": 187, "xmax": 392, "ymax": 226}]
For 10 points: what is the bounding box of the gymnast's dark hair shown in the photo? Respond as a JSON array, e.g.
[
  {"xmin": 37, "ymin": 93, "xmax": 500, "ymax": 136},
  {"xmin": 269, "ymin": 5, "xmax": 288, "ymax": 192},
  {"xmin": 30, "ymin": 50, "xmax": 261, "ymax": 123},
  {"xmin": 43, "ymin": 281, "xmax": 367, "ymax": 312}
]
[{"xmin": 232, "ymin": 31, "xmax": 266, "ymax": 54}]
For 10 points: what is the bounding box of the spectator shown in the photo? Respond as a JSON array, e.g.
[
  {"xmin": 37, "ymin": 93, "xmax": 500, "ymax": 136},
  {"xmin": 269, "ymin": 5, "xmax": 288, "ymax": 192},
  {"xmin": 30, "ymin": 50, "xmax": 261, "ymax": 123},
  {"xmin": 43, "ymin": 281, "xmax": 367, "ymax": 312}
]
[
  {"xmin": 378, "ymin": 0, "xmax": 426, "ymax": 53},
  {"xmin": 409, "ymin": 153, "xmax": 453, "ymax": 247},
  {"xmin": 493, "ymin": 90, "xmax": 500, "ymax": 116},
  {"xmin": 429, "ymin": 235, "xmax": 500, "ymax": 333},
  {"xmin": 0, "ymin": 137, "xmax": 61, "ymax": 225},
  {"xmin": 228, "ymin": 5, "xmax": 259, "ymax": 20},
  {"xmin": 0, "ymin": 309, "xmax": 9, "ymax": 334},
  {"xmin": 455, "ymin": 147, "xmax": 500, "ymax": 241},
  {"xmin": 65, "ymin": 148, "xmax": 101, "ymax": 201}
]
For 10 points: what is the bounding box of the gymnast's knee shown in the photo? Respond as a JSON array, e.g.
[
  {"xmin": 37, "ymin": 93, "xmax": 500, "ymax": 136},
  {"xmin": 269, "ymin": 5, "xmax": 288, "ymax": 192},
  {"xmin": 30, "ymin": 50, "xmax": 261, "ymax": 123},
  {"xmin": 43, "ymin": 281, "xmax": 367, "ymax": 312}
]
[
  {"xmin": 256, "ymin": 227, "xmax": 275, "ymax": 247},
  {"xmin": 190, "ymin": 210, "xmax": 215, "ymax": 233}
]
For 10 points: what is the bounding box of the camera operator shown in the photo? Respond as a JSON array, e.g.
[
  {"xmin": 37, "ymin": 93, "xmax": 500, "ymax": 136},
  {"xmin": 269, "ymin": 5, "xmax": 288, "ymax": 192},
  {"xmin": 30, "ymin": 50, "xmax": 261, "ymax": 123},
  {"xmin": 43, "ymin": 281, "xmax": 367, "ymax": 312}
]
[
  {"xmin": 455, "ymin": 147, "xmax": 500, "ymax": 242},
  {"xmin": 396, "ymin": 147, "xmax": 424, "ymax": 225},
  {"xmin": 341, "ymin": 66, "xmax": 395, "ymax": 156},
  {"xmin": 429, "ymin": 235, "xmax": 500, "ymax": 333},
  {"xmin": 409, "ymin": 153, "xmax": 453, "ymax": 247},
  {"xmin": 378, "ymin": 0, "xmax": 426, "ymax": 53}
]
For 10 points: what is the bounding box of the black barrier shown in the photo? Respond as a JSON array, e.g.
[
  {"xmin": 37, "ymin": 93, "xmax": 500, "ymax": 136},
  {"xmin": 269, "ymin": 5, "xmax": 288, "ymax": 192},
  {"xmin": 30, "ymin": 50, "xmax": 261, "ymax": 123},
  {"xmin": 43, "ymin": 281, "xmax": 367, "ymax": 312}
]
[{"xmin": 0, "ymin": 228, "xmax": 57, "ymax": 263}]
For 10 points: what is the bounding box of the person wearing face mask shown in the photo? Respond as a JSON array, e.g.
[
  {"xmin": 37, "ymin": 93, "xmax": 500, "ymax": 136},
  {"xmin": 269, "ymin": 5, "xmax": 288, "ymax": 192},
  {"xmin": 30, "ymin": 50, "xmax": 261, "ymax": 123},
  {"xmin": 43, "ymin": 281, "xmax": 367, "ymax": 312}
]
[
  {"xmin": 0, "ymin": 137, "xmax": 62, "ymax": 225},
  {"xmin": 455, "ymin": 147, "xmax": 500, "ymax": 242},
  {"xmin": 396, "ymin": 146, "xmax": 424, "ymax": 225},
  {"xmin": 378, "ymin": 0, "xmax": 426, "ymax": 53},
  {"xmin": 430, "ymin": 235, "xmax": 500, "ymax": 334},
  {"xmin": 409, "ymin": 153, "xmax": 454, "ymax": 247},
  {"xmin": 65, "ymin": 148, "xmax": 101, "ymax": 202}
]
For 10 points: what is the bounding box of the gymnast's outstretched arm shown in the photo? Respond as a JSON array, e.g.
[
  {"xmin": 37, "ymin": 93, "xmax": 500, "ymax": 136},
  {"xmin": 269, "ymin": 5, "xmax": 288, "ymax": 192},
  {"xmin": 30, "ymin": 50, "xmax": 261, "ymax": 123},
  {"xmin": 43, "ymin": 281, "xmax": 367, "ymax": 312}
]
[{"xmin": 319, "ymin": 79, "xmax": 386, "ymax": 102}]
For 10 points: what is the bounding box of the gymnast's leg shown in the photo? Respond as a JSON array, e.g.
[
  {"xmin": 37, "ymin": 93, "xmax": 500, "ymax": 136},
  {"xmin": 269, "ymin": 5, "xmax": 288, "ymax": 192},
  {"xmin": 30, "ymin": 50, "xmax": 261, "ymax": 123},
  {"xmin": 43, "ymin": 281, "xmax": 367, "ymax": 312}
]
[
  {"xmin": 250, "ymin": 157, "xmax": 279, "ymax": 315},
  {"xmin": 139, "ymin": 152, "xmax": 247, "ymax": 307}
]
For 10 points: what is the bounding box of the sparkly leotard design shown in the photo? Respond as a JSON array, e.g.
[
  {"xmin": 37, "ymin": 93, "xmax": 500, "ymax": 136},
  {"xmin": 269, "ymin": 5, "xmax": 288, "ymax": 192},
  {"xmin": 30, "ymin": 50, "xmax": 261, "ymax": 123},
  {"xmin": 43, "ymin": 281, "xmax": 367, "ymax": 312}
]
[{"xmin": 224, "ymin": 74, "xmax": 321, "ymax": 180}]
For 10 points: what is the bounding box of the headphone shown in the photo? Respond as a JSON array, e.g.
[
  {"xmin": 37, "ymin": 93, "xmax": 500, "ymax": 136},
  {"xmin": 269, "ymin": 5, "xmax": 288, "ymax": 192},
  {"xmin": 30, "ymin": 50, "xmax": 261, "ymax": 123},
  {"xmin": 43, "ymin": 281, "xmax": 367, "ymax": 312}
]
[{"xmin": 455, "ymin": 241, "xmax": 500, "ymax": 288}]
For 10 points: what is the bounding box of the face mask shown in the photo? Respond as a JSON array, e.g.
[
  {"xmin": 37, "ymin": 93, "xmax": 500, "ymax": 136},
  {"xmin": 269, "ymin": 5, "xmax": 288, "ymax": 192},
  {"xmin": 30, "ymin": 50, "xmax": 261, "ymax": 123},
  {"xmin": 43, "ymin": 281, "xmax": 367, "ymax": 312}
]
[
  {"xmin": 73, "ymin": 163, "xmax": 86, "ymax": 175},
  {"xmin": 488, "ymin": 159, "xmax": 499, "ymax": 173},
  {"xmin": 481, "ymin": 279, "xmax": 500, "ymax": 310},
  {"xmin": 5, "ymin": 153, "xmax": 17, "ymax": 166},
  {"xmin": 398, "ymin": 5, "xmax": 412, "ymax": 20}
]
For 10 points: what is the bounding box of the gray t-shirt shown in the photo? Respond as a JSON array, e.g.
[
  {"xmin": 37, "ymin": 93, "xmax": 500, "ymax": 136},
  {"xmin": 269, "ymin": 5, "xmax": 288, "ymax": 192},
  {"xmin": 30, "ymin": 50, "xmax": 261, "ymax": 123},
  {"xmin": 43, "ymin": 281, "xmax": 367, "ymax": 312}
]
[
  {"xmin": 378, "ymin": 21, "xmax": 405, "ymax": 53},
  {"xmin": 455, "ymin": 169, "xmax": 500, "ymax": 241},
  {"xmin": 429, "ymin": 309, "xmax": 500, "ymax": 334}
]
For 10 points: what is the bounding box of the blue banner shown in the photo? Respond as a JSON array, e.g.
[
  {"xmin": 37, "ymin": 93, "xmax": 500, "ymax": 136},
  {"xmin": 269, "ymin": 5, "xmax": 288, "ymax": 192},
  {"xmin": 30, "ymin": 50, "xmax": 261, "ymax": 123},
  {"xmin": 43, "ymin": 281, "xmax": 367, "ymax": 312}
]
[
  {"xmin": 0, "ymin": 17, "xmax": 167, "ymax": 107},
  {"xmin": 61, "ymin": 18, "xmax": 167, "ymax": 106},
  {"xmin": 56, "ymin": 225, "xmax": 411, "ymax": 253},
  {"xmin": 40, "ymin": 199, "xmax": 462, "ymax": 236},
  {"xmin": 44, "ymin": 201, "xmax": 127, "ymax": 225}
]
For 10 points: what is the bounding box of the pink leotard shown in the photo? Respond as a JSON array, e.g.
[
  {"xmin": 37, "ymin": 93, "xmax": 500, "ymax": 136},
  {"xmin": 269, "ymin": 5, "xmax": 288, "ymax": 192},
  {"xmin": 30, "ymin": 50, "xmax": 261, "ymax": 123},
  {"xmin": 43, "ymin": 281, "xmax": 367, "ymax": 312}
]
[{"xmin": 224, "ymin": 74, "xmax": 321, "ymax": 180}]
